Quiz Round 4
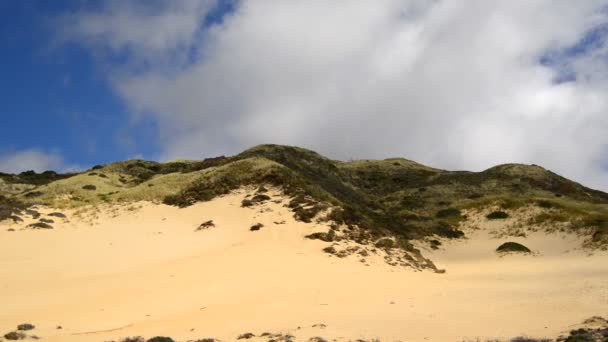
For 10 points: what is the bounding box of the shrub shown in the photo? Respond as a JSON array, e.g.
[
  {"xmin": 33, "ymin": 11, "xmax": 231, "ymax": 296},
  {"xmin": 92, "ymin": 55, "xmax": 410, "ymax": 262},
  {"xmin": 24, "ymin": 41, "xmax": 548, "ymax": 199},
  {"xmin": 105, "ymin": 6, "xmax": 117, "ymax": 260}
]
[
  {"xmin": 17, "ymin": 323, "xmax": 35, "ymax": 331},
  {"xmin": 4, "ymin": 331, "xmax": 26, "ymax": 340},
  {"xmin": 250, "ymin": 223, "xmax": 264, "ymax": 231},
  {"xmin": 146, "ymin": 337, "xmax": 175, "ymax": 342},
  {"xmin": 251, "ymin": 194, "xmax": 271, "ymax": 202},
  {"xmin": 9, "ymin": 215, "xmax": 23, "ymax": 223},
  {"xmin": 496, "ymin": 242, "xmax": 531, "ymax": 254},
  {"xmin": 237, "ymin": 333, "xmax": 256, "ymax": 339},
  {"xmin": 487, "ymin": 211, "xmax": 509, "ymax": 220},
  {"xmin": 322, "ymin": 246, "xmax": 337, "ymax": 254},
  {"xmin": 39, "ymin": 218, "xmax": 54, "ymax": 224},
  {"xmin": 28, "ymin": 222, "xmax": 53, "ymax": 229},
  {"xmin": 25, "ymin": 209, "xmax": 41, "ymax": 219},
  {"xmin": 510, "ymin": 337, "xmax": 552, "ymax": 342},
  {"xmin": 24, "ymin": 191, "xmax": 43, "ymax": 198},
  {"xmin": 375, "ymin": 238, "xmax": 395, "ymax": 249},
  {"xmin": 241, "ymin": 199, "xmax": 254, "ymax": 207},
  {"xmin": 120, "ymin": 337, "xmax": 145, "ymax": 342},
  {"xmin": 305, "ymin": 230, "xmax": 335, "ymax": 242},
  {"xmin": 294, "ymin": 204, "xmax": 325, "ymax": 223},
  {"xmin": 435, "ymin": 208, "xmax": 461, "ymax": 218},
  {"xmin": 433, "ymin": 223, "xmax": 465, "ymax": 239},
  {"xmin": 196, "ymin": 220, "xmax": 215, "ymax": 231},
  {"xmin": 91, "ymin": 165, "xmax": 103, "ymax": 170},
  {"xmin": 536, "ymin": 200, "xmax": 562, "ymax": 209},
  {"xmin": 256, "ymin": 185, "xmax": 268, "ymax": 193},
  {"xmin": 48, "ymin": 212, "xmax": 66, "ymax": 218},
  {"xmin": 288, "ymin": 194, "xmax": 311, "ymax": 208},
  {"xmin": 82, "ymin": 184, "xmax": 97, "ymax": 191}
]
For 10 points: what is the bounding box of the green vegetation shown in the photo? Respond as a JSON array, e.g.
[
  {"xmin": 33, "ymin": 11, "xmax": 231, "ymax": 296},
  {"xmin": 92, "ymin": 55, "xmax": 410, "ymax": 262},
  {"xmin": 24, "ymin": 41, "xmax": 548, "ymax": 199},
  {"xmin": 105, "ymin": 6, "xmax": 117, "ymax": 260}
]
[
  {"xmin": 305, "ymin": 230, "xmax": 336, "ymax": 242},
  {"xmin": 145, "ymin": 337, "xmax": 175, "ymax": 342},
  {"xmin": 2, "ymin": 144, "xmax": 608, "ymax": 267},
  {"xmin": 16, "ymin": 324, "xmax": 34, "ymax": 331},
  {"xmin": 487, "ymin": 211, "xmax": 509, "ymax": 220},
  {"xmin": 436, "ymin": 207, "xmax": 461, "ymax": 218},
  {"xmin": 497, "ymin": 242, "xmax": 532, "ymax": 254},
  {"xmin": 237, "ymin": 333, "xmax": 256, "ymax": 339},
  {"xmin": 3, "ymin": 331, "xmax": 26, "ymax": 340},
  {"xmin": 27, "ymin": 222, "xmax": 53, "ymax": 229}
]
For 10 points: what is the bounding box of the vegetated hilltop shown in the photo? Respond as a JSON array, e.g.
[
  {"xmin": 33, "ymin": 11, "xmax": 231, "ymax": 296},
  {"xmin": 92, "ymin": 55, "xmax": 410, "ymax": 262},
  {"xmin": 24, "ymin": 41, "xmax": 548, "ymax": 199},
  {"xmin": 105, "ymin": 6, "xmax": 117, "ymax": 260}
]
[{"xmin": 2, "ymin": 144, "xmax": 608, "ymax": 263}]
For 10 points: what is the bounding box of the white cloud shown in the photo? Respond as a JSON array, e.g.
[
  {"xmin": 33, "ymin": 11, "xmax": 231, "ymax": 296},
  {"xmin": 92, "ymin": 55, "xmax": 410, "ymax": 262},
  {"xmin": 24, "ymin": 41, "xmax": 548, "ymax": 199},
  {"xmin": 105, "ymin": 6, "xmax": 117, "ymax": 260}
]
[
  {"xmin": 59, "ymin": 1, "xmax": 608, "ymax": 190},
  {"xmin": 0, "ymin": 150, "xmax": 67, "ymax": 174},
  {"xmin": 57, "ymin": 0, "xmax": 216, "ymax": 66}
]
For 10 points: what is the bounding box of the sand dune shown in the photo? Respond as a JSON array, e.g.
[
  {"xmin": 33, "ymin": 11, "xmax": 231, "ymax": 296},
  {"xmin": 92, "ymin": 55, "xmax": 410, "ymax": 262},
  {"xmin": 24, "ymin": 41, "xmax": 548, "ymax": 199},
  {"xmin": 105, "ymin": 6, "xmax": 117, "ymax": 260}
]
[{"xmin": 1, "ymin": 189, "xmax": 607, "ymax": 341}]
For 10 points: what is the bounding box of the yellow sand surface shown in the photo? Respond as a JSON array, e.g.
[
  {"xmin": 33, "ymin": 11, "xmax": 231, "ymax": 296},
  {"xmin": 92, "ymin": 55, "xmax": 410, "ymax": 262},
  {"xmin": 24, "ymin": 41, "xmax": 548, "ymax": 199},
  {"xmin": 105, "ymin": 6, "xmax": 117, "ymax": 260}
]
[{"xmin": 0, "ymin": 190, "xmax": 606, "ymax": 341}]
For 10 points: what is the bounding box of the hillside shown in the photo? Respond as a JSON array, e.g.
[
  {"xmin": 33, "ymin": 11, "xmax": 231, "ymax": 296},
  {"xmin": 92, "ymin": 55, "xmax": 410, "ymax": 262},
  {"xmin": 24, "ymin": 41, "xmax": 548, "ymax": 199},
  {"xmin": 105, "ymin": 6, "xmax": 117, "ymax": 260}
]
[
  {"xmin": 1, "ymin": 145, "xmax": 608, "ymax": 341},
  {"xmin": 2, "ymin": 144, "xmax": 608, "ymax": 268}
]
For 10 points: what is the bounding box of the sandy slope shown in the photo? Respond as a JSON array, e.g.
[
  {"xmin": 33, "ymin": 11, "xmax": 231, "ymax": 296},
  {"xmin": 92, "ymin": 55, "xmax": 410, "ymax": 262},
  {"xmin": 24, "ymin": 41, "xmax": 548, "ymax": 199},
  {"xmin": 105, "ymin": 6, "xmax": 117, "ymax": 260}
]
[{"xmin": 0, "ymin": 189, "xmax": 607, "ymax": 341}]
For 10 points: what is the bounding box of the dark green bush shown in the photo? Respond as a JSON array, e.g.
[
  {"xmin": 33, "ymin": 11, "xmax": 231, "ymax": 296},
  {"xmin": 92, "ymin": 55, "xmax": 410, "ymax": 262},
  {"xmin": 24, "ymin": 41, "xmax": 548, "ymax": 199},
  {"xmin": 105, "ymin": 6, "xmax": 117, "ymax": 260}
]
[
  {"xmin": 48, "ymin": 212, "xmax": 66, "ymax": 218},
  {"xmin": 536, "ymin": 200, "xmax": 560, "ymax": 209},
  {"xmin": 322, "ymin": 246, "xmax": 337, "ymax": 254},
  {"xmin": 17, "ymin": 323, "xmax": 35, "ymax": 331},
  {"xmin": 433, "ymin": 223, "xmax": 465, "ymax": 239},
  {"xmin": 435, "ymin": 208, "xmax": 461, "ymax": 218},
  {"xmin": 375, "ymin": 238, "xmax": 395, "ymax": 248},
  {"xmin": 305, "ymin": 230, "xmax": 335, "ymax": 242},
  {"xmin": 250, "ymin": 223, "xmax": 264, "ymax": 231},
  {"xmin": 237, "ymin": 333, "xmax": 255, "ymax": 339},
  {"xmin": 146, "ymin": 337, "xmax": 175, "ymax": 342},
  {"xmin": 4, "ymin": 331, "xmax": 26, "ymax": 340},
  {"xmin": 487, "ymin": 211, "xmax": 509, "ymax": 219},
  {"xmin": 120, "ymin": 337, "xmax": 144, "ymax": 342},
  {"xmin": 82, "ymin": 184, "xmax": 97, "ymax": 191},
  {"xmin": 496, "ymin": 242, "xmax": 531, "ymax": 254},
  {"xmin": 28, "ymin": 222, "xmax": 53, "ymax": 229}
]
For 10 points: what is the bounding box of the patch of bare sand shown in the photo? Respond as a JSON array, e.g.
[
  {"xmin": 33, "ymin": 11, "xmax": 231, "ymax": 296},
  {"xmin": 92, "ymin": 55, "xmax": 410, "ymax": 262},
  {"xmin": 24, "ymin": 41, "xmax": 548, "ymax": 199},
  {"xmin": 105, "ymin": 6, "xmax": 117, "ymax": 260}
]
[{"xmin": 0, "ymin": 190, "xmax": 607, "ymax": 341}]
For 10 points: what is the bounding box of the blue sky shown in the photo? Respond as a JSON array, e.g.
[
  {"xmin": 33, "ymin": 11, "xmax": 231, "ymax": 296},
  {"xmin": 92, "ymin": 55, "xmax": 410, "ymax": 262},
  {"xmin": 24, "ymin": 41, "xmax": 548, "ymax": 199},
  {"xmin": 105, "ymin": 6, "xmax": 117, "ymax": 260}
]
[
  {"xmin": 0, "ymin": 2, "xmax": 156, "ymax": 167},
  {"xmin": 1, "ymin": 1, "xmax": 608, "ymax": 190}
]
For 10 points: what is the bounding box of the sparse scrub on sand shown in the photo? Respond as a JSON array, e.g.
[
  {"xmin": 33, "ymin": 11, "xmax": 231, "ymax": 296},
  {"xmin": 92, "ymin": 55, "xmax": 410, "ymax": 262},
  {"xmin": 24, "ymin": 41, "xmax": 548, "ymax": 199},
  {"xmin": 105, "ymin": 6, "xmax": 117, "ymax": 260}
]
[
  {"xmin": 3, "ymin": 143, "xmax": 608, "ymax": 272},
  {"xmin": 497, "ymin": 242, "xmax": 532, "ymax": 254},
  {"xmin": 510, "ymin": 337, "xmax": 553, "ymax": 342}
]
